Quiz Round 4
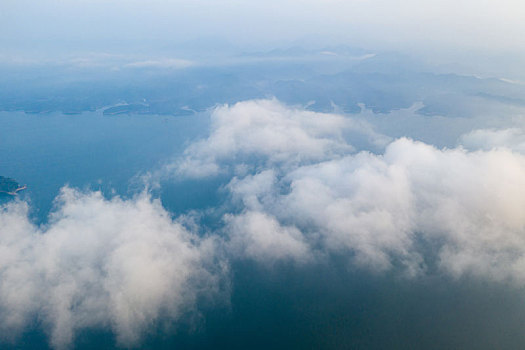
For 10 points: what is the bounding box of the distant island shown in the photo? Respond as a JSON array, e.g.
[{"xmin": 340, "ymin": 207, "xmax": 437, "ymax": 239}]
[
  {"xmin": 0, "ymin": 176, "xmax": 27, "ymax": 196},
  {"xmin": 102, "ymin": 103, "xmax": 195, "ymax": 116}
]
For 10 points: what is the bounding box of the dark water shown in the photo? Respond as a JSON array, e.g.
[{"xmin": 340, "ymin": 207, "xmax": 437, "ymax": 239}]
[{"xmin": 8, "ymin": 262, "xmax": 525, "ymax": 350}]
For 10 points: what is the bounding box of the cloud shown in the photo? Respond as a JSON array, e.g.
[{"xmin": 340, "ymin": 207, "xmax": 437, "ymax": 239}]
[
  {"xmin": 4, "ymin": 99, "xmax": 525, "ymax": 347},
  {"xmin": 280, "ymin": 139, "xmax": 525, "ymax": 279},
  {"xmin": 0, "ymin": 188, "xmax": 224, "ymax": 349},
  {"xmin": 174, "ymin": 99, "xmax": 389, "ymax": 178},
  {"xmin": 123, "ymin": 58, "xmax": 194, "ymax": 69},
  {"xmin": 225, "ymin": 210, "xmax": 310, "ymax": 264},
  {"xmin": 176, "ymin": 100, "xmax": 525, "ymax": 282},
  {"xmin": 460, "ymin": 128, "xmax": 525, "ymax": 153}
]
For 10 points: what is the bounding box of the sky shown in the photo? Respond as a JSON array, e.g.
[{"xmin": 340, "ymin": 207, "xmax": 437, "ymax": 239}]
[{"xmin": 2, "ymin": 0, "xmax": 525, "ymax": 55}]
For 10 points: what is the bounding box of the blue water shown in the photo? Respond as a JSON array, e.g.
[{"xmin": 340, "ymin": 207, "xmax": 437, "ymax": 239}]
[{"xmin": 0, "ymin": 110, "xmax": 210, "ymax": 221}]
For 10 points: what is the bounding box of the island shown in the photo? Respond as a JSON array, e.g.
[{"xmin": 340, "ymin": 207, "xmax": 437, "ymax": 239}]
[{"xmin": 0, "ymin": 176, "xmax": 27, "ymax": 196}]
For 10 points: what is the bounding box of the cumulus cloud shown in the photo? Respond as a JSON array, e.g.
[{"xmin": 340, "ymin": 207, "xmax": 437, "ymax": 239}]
[
  {"xmin": 175, "ymin": 99, "xmax": 525, "ymax": 283},
  {"xmin": 0, "ymin": 188, "xmax": 224, "ymax": 349},
  {"xmin": 225, "ymin": 211, "xmax": 310, "ymax": 264},
  {"xmin": 460, "ymin": 128, "xmax": 525, "ymax": 153},
  {"xmin": 4, "ymin": 98, "xmax": 525, "ymax": 348},
  {"xmin": 277, "ymin": 139, "xmax": 525, "ymax": 279},
  {"xmin": 174, "ymin": 99, "xmax": 389, "ymax": 178}
]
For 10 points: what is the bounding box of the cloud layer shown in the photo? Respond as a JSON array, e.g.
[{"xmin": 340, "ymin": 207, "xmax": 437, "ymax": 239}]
[
  {"xmin": 177, "ymin": 100, "xmax": 525, "ymax": 282},
  {"xmin": 3, "ymin": 99, "xmax": 525, "ymax": 348},
  {"xmin": 238, "ymin": 139, "xmax": 525, "ymax": 278},
  {"xmin": 175, "ymin": 99, "xmax": 388, "ymax": 178},
  {"xmin": 0, "ymin": 188, "xmax": 223, "ymax": 349}
]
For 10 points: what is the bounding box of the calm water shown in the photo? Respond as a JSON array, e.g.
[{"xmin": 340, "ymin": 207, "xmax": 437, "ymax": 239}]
[
  {"xmin": 0, "ymin": 110, "xmax": 210, "ymax": 221},
  {"xmin": 3, "ymin": 111, "xmax": 525, "ymax": 350}
]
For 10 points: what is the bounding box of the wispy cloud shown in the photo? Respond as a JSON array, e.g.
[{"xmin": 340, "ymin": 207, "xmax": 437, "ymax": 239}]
[
  {"xmin": 123, "ymin": 58, "xmax": 195, "ymax": 69},
  {"xmin": 460, "ymin": 128, "xmax": 525, "ymax": 153}
]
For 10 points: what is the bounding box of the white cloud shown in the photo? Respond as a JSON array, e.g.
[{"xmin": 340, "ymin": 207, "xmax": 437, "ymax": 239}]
[
  {"xmin": 460, "ymin": 128, "xmax": 525, "ymax": 153},
  {"xmin": 123, "ymin": 58, "xmax": 194, "ymax": 69},
  {"xmin": 174, "ymin": 99, "xmax": 389, "ymax": 178},
  {"xmin": 4, "ymin": 99, "xmax": 525, "ymax": 347},
  {"xmin": 177, "ymin": 100, "xmax": 525, "ymax": 282},
  {"xmin": 225, "ymin": 211, "xmax": 310, "ymax": 264},
  {"xmin": 224, "ymin": 138, "xmax": 525, "ymax": 280},
  {"xmin": 0, "ymin": 188, "xmax": 224, "ymax": 349}
]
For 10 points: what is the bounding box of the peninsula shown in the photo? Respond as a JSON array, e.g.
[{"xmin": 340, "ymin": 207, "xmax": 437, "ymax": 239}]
[{"xmin": 0, "ymin": 176, "xmax": 27, "ymax": 196}]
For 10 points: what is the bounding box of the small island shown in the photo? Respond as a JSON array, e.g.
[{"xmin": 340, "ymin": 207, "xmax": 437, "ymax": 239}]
[{"xmin": 0, "ymin": 176, "xmax": 27, "ymax": 196}]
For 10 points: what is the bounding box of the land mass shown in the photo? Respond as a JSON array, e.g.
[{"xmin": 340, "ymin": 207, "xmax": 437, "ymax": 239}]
[{"xmin": 0, "ymin": 176, "xmax": 26, "ymax": 196}]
